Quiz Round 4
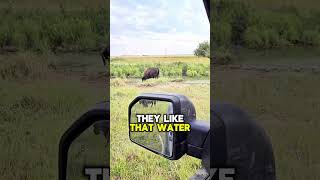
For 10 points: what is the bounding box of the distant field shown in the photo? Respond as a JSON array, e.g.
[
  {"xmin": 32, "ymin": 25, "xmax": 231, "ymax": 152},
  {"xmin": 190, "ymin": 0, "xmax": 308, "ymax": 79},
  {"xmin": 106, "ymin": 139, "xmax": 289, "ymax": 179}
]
[
  {"xmin": 111, "ymin": 56, "xmax": 209, "ymax": 64},
  {"xmin": 110, "ymin": 55, "xmax": 210, "ymax": 179},
  {"xmin": 111, "ymin": 56, "xmax": 210, "ymax": 79}
]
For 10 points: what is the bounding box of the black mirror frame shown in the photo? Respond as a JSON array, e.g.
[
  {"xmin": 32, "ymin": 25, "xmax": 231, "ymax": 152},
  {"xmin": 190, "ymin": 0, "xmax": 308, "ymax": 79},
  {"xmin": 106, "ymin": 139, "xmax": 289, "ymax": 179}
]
[
  {"xmin": 58, "ymin": 101, "xmax": 110, "ymax": 180},
  {"xmin": 128, "ymin": 93, "xmax": 191, "ymax": 160}
]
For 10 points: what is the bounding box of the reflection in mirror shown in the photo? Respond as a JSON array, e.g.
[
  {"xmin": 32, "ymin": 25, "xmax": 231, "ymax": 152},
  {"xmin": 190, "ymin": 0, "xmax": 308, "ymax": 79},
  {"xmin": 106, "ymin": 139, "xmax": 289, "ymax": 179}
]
[
  {"xmin": 130, "ymin": 99, "xmax": 174, "ymax": 157},
  {"xmin": 67, "ymin": 120, "xmax": 109, "ymax": 180}
]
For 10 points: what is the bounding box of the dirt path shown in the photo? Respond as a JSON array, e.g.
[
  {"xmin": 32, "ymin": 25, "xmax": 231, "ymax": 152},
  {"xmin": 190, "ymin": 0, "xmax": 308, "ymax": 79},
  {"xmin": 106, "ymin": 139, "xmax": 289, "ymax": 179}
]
[{"xmin": 216, "ymin": 64, "xmax": 320, "ymax": 73}]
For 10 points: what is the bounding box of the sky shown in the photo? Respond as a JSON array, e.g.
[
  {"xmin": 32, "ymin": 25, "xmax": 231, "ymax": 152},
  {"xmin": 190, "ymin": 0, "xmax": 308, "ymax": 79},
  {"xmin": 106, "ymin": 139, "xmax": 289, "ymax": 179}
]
[{"xmin": 110, "ymin": 0, "xmax": 209, "ymax": 56}]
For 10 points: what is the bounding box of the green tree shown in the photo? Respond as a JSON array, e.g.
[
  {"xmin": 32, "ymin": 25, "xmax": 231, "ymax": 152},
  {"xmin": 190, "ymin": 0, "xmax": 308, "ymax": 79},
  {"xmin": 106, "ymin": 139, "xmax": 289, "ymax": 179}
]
[{"xmin": 194, "ymin": 41, "xmax": 210, "ymax": 58}]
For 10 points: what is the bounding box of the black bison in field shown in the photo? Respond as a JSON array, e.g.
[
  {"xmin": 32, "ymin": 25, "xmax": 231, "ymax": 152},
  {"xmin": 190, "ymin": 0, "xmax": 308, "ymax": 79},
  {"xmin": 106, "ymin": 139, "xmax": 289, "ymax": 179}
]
[
  {"xmin": 139, "ymin": 99, "xmax": 157, "ymax": 107},
  {"xmin": 93, "ymin": 120, "xmax": 109, "ymax": 139},
  {"xmin": 101, "ymin": 47, "xmax": 109, "ymax": 66},
  {"xmin": 142, "ymin": 67, "xmax": 159, "ymax": 81}
]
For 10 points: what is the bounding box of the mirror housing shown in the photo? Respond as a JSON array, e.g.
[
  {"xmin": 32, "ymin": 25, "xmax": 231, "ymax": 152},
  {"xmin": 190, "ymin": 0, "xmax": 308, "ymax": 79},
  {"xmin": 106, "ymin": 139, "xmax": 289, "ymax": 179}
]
[
  {"xmin": 59, "ymin": 102, "xmax": 109, "ymax": 180},
  {"xmin": 128, "ymin": 93, "xmax": 197, "ymax": 160},
  {"xmin": 211, "ymin": 104, "xmax": 276, "ymax": 179}
]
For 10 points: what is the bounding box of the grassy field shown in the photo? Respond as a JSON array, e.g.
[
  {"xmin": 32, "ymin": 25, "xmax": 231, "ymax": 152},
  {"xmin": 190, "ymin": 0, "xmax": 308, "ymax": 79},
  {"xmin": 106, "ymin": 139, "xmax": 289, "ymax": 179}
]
[
  {"xmin": 110, "ymin": 79, "xmax": 209, "ymax": 180},
  {"xmin": 213, "ymin": 42, "xmax": 320, "ymax": 180},
  {"xmin": 110, "ymin": 55, "xmax": 209, "ymax": 179},
  {"xmin": 111, "ymin": 56, "xmax": 209, "ymax": 64},
  {"xmin": 111, "ymin": 56, "xmax": 210, "ymax": 79},
  {"xmin": 0, "ymin": 53, "xmax": 107, "ymax": 180},
  {"xmin": 214, "ymin": 68, "xmax": 320, "ymax": 180},
  {"xmin": 210, "ymin": 0, "xmax": 320, "ymax": 64},
  {"xmin": 211, "ymin": 2, "xmax": 320, "ymax": 177},
  {"xmin": 0, "ymin": 54, "xmax": 209, "ymax": 179},
  {"xmin": 211, "ymin": 3, "xmax": 320, "ymax": 178}
]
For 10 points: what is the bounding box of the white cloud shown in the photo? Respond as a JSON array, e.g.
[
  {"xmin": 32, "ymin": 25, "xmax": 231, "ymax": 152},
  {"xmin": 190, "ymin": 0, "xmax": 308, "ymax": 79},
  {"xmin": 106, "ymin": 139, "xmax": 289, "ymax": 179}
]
[{"xmin": 110, "ymin": 0, "xmax": 209, "ymax": 56}]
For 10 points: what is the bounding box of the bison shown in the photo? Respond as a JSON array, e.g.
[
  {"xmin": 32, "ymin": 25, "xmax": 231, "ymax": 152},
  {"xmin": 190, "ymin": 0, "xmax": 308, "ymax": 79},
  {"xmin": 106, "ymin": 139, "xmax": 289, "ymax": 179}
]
[
  {"xmin": 93, "ymin": 120, "xmax": 109, "ymax": 139},
  {"xmin": 139, "ymin": 99, "xmax": 157, "ymax": 107},
  {"xmin": 101, "ymin": 47, "xmax": 109, "ymax": 66},
  {"xmin": 142, "ymin": 67, "xmax": 159, "ymax": 81}
]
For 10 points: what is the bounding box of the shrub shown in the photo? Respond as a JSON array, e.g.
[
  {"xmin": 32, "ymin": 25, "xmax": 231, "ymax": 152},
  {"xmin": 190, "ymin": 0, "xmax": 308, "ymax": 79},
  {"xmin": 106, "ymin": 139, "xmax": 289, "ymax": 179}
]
[
  {"xmin": 194, "ymin": 41, "xmax": 210, "ymax": 58},
  {"xmin": 211, "ymin": 21, "xmax": 232, "ymax": 47},
  {"xmin": 0, "ymin": 21, "xmax": 13, "ymax": 47},
  {"xmin": 301, "ymin": 30, "xmax": 320, "ymax": 46},
  {"xmin": 213, "ymin": 47, "xmax": 233, "ymax": 65},
  {"xmin": 244, "ymin": 27, "xmax": 281, "ymax": 49},
  {"xmin": 211, "ymin": 0, "xmax": 320, "ymax": 50},
  {"xmin": 244, "ymin": 26, "xmax": 263, "ymax": 49},
  {"xmin": 0, "ymin": 7, "xmax": 108, "ymax": 53}
]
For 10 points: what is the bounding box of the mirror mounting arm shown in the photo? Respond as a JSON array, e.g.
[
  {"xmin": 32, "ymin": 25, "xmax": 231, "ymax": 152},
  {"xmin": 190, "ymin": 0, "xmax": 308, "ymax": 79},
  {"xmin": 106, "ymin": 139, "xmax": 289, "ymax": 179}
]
[{"xmin": 186, "ymin": 120, "xmax": 210, "ymax": 159}]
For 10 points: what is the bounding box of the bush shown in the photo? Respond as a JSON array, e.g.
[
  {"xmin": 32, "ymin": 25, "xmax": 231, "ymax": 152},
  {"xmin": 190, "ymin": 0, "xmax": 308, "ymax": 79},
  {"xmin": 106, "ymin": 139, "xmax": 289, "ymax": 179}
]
[
  {"xmin": 211, "ymin": 21, "xmax": 232, "ymax": 47},
  {"xmin": 244, "ymin": 26, "xmax": 281, "ymax": 49},
  {"xmin": 211, "ymin": 0, "xmax": 320, "ymax": 50},
  {"xmin": 0, "ymin": 21, "xmax": 13, "ymax": 47},
  {"xmin": 244, "ymin": 26, "xmax": 263, "ymax": 49},
  {"xmin": 194, "ymin": 41, "xmax": 210, "ymax": 58},
  {"xmin": 0, "ymin": 6, "xmax": 108, "ymax": 53},
  {"xmin": 301, "ymin": 30, "xmax": 320, "ymax": 46},
  {"xmin": 213, "ymin": 47, "xmax": 233, "ymax": 65}
]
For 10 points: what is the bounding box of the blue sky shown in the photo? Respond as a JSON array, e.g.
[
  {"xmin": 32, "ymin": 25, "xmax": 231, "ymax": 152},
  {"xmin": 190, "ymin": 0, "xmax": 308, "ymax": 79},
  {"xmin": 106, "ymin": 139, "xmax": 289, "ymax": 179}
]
[{"xmin": 110, "ymin": 0, "xmax": 209, "ymax": 56}]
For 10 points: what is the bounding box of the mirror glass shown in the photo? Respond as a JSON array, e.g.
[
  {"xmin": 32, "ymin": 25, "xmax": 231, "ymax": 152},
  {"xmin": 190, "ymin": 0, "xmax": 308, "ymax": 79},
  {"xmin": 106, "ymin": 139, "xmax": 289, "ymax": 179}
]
[
  {"xmin": 129, "ymin": 99, "xmax": 174, "ymax": 157},
  {"xmin": 67, "ymin": 120, "xmax": 109, "ymax": 180}
]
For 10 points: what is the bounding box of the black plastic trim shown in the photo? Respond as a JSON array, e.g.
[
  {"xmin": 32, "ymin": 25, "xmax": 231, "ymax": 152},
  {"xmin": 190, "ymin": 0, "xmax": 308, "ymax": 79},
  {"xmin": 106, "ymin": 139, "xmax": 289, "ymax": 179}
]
[{"xmin": 58, "ymin": 102, "xmax": 109, "ymax": 180}]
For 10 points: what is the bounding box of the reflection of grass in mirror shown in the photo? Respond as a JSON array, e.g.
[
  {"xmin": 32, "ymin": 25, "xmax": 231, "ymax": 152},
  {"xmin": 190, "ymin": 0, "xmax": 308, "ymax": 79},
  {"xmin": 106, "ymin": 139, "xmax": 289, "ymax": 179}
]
[
  {"xmin": 67, "ymin": 125, "xmax": 109, "ymax": 180},
  {"xmin": 130, "ymin": 101, "xmax": 173, "ymax": 156},
  {"xmin": 131, "ymin": 131, "xmax": 162, "ymax": 154}
]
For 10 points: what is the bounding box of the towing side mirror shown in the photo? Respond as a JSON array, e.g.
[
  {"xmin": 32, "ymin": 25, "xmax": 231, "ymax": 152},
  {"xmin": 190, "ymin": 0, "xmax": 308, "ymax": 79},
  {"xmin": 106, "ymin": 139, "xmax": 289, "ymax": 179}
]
[
  {"xmin": 58, "ymin": 102, "xmax": 110, "ymax": 180},
  {"xmin": 128, "ymin": 93, "xmax": 210, "ymax": 163}
]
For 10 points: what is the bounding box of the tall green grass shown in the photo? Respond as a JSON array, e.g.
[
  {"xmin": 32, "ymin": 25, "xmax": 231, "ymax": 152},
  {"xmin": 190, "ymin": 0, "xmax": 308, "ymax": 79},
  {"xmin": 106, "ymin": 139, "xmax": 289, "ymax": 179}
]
[
  {"xmin": 111, "ymin": 62, "xmax": 209, "ymax": 78},
  {"xmin": 211, "ymin": 0, "xmax": 320, "ymax": 50},
  {"xmin": 0, "ymin": 4, "xmax": 108, "ymax": 53}
]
